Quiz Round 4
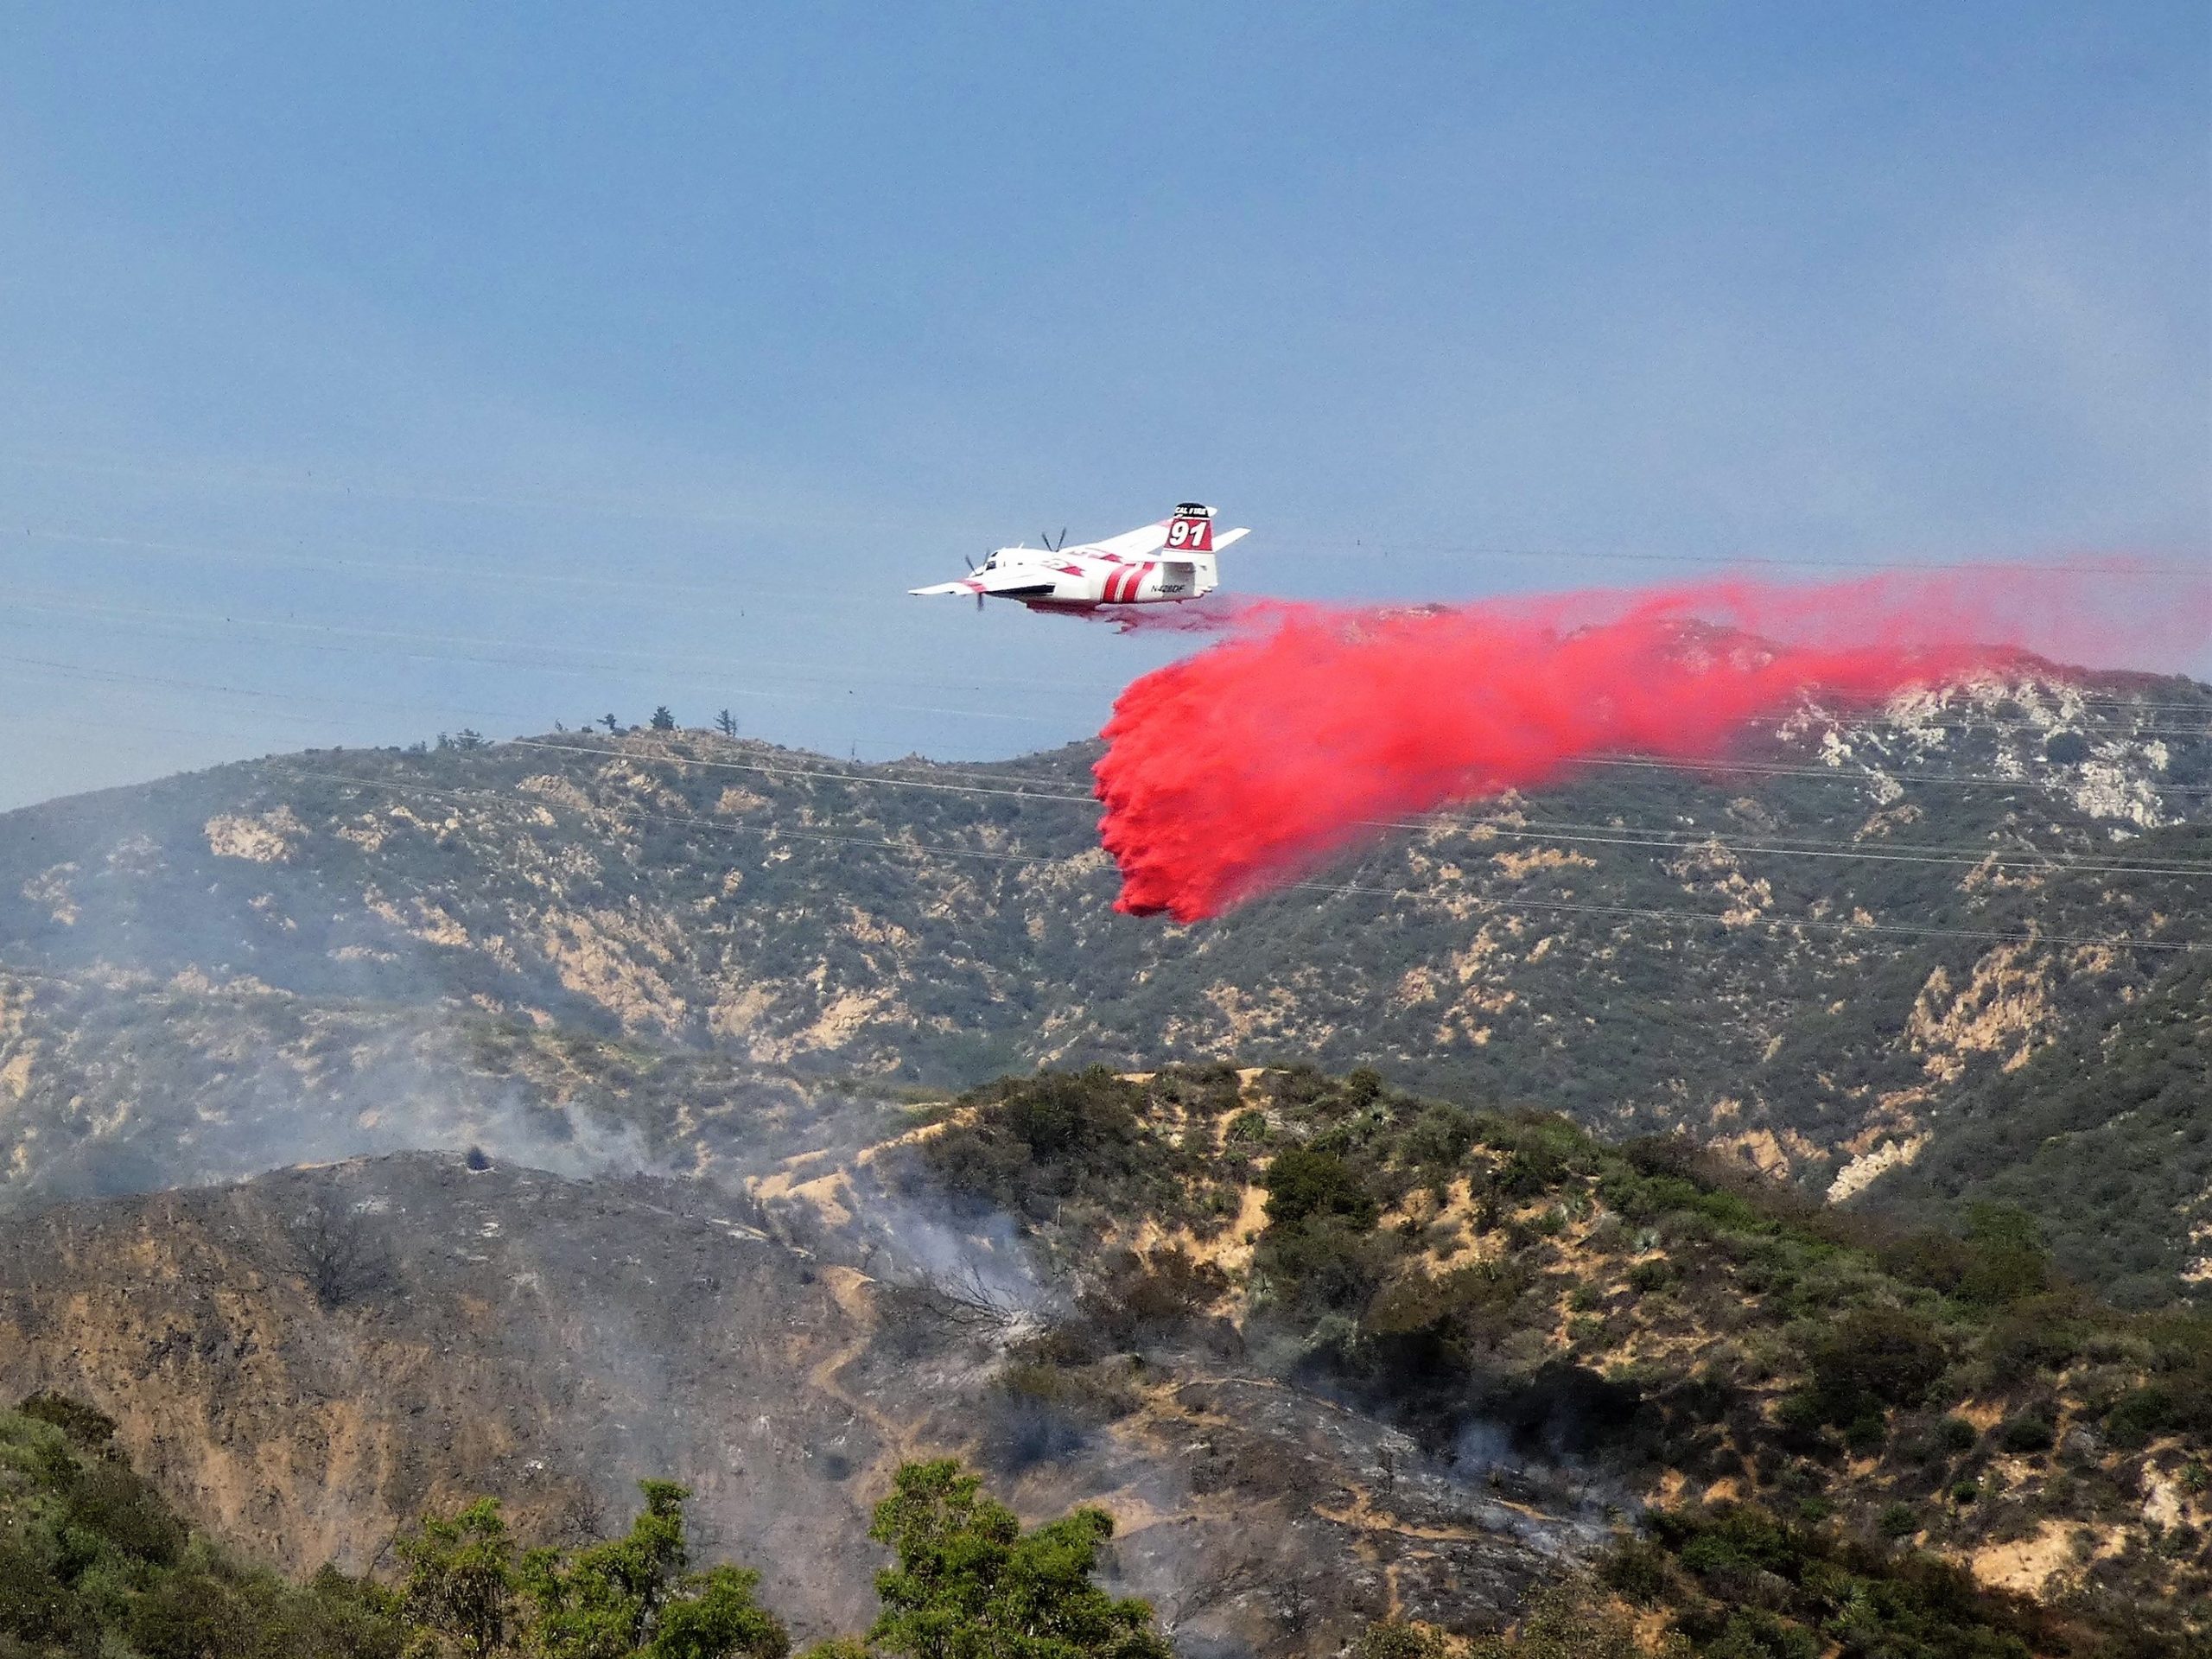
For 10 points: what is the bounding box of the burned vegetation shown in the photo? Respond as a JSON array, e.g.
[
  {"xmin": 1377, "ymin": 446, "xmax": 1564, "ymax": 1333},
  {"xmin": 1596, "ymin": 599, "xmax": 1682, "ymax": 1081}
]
[{"xmin": 880, "ymin": 1064, "xmax": 2212, "ymax": 1655}]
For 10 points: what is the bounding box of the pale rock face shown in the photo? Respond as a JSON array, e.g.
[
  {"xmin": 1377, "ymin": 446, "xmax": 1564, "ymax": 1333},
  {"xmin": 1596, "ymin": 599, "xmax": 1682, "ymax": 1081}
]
[
  {"xmin": 1907, "ymin": 944, "xmax": 2060, "ymax": 1081},
  {"xmin": 1826, "ymin": 1135, "xmax": 1928, "ymax": 1205},
  {"xmin": 205, "ymin": 806, "xmax": 308, "ymax": 863},
  {"xmin": 19, "ymin": 864, "xmax": 76, "ymax": 925}
]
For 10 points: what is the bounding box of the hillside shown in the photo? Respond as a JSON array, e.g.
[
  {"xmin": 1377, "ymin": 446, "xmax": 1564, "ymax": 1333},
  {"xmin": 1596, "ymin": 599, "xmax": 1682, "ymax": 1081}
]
[
  {"xmin": 881, "ymin": 1067, "xmax": 2212, "ymax": 1630},
  {"xmin": 0, "ymin": 1141, "xmax": 1591, "ymax": 1653},
  {"xmin": 0, "ymin": 665, "xmax": 2207, "ymax": 1299},
  {"xmin": 2, "ymin": 1065, "xmax": 2207, "ymax": 1655}
]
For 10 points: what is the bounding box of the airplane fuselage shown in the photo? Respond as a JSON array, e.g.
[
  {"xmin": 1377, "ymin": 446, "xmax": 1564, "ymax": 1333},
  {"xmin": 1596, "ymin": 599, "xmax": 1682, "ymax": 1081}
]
[
  {"xmin": 909, "ymin": 505, "xmax": 1247, "ymax": 609},
  {"xmin": 970, "ymin": 548, "xmax": 1217, "ymax": 608}
]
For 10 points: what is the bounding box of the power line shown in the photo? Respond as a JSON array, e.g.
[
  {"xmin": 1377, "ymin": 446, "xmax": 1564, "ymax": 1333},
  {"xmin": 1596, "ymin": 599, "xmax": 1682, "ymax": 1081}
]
[
  {"xmin": 3, "ymin": 581, "xmax": 2204, "ymax": 736},
  {"xmin": 1284, "ymin": 876, "xmax": 2204, "ymax": 951},
  {"xmin": 1569, "ymin": 752, "xmax": 2212, "ymax": 790},
  {"xmin": 267, "ymin": 764, "xmax": 2207, "ymax": 953},
  {"xmin": 1405, "ymin": 817, "xmax": 2212, "ymax": 877},
  {"xmin": 491, "ymin": 736, "xmax": 2212, "ymax": 874},
  {"xmin": 4, "ymin": 658, "xmax": 2202, "ymax": 875}
]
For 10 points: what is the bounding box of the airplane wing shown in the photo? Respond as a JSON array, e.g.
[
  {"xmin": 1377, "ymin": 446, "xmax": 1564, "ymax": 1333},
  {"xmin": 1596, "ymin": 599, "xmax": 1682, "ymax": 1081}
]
[
  {"xmin": 911, "ymin": 572, "xmax": 1059, "ymax": 599},
  {"xmin": 1071, "ymin": 519, "xmax": 1172, "ymax": 559},
  {"xmin": 1072, "ymin": 518, "xmax": 1251, "ymax": 558}
]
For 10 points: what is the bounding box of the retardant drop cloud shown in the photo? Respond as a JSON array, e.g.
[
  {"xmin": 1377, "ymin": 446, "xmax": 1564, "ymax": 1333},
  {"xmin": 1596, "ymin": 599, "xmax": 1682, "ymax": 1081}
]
[{"xmin": 1090, "ymin": 568, "xmax": 2202, "ymax": 923}]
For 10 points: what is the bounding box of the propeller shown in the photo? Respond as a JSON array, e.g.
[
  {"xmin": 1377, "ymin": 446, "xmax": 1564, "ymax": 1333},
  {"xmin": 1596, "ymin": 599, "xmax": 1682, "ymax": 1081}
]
[
  {"xmin": 975, "ymin": 590, "xmax": 985, "ymax": 613},
  {"xmin": 963, "ymin": 552, "xmax": 977, "ymax": 573},
  {"xmin": 1041, "ymin": 527, "xmax": 1068, "ymax": 552}
]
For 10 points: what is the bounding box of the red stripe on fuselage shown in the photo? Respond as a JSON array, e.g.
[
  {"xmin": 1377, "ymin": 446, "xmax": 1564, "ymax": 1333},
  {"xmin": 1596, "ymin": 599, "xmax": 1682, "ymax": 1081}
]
[{"xmin": 1105, "ymin": 562, "xmax": 1153, "ymax": 604}]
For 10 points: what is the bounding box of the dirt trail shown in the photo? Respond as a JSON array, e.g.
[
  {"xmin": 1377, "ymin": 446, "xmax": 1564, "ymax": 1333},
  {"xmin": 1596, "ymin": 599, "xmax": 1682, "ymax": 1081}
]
[{"xmin": 805, "ymin": 1264, "xmax": 931, "ymax": 1497}]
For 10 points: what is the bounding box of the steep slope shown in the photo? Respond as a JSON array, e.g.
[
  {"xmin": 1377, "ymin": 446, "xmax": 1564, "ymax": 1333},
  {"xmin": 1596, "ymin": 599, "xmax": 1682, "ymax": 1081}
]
[
  {"xmin": 0, "ymin": 666, "xmax": 2207, "ymax": 1294},
  {"xmin": 0, "ymin": 1147, "xmax": 1599, "ymax": 1653},
  {"xmin": 870, "ymin": 1066, "xmax": 2212, "ymax": 1648},
  {"xmin": 0, "ymin": 1154, "xmax": 882, "ymax": 1630},
  {"xmin": 11, "ymin": 1062, "xmax": 2202, "ymax": 1654}
]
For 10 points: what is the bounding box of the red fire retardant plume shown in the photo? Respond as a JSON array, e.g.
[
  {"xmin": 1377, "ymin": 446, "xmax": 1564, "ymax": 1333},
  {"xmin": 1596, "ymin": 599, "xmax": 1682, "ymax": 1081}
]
[{"xmin": 1091, "ymin": 574, "xmax": 2087, "ymax": 923}]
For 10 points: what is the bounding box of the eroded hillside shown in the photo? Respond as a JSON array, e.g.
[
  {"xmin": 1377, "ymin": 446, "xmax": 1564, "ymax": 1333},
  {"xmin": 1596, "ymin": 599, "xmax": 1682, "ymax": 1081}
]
[
  {"xmin": 1, "ymin": 668, "xmax": 2207, "ymax": 1296},
  {"xmin": 0, "ymin": 1143, "xmax": 1601, "ymax": 1653}
]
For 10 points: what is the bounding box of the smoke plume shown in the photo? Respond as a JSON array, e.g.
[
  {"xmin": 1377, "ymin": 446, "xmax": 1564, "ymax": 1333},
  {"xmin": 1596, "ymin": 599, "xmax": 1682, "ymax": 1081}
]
[{"xmin": 1090, "ymin": 569, "xmax": 2183, "ymax": 922}]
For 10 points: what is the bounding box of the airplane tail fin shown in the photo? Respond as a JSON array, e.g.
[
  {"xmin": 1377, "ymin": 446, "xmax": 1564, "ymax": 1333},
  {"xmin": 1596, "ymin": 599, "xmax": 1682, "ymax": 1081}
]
[{"xmin": 1166, "ymin": 503, "xmax": 1217, "ymax": 554}]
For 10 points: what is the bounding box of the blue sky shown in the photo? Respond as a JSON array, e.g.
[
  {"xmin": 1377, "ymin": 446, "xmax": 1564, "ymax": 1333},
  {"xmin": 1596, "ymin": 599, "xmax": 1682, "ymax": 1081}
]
[{"xmin": 2, "ymin": 3, "xmax": 2206, "ymax": 810}]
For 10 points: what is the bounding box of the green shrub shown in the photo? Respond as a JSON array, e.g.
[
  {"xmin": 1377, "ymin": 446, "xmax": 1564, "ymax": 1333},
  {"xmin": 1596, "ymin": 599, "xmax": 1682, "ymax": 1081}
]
[
  {"xmin": 1843, "ymin": 1412, "xmax": 1888, "ymax": 1454},
  {"xmin": 2105, "ymin": 1385, "xmax": 2177, "ymax": 1447},
  {"xmin": 1495, "ymin": 1143, "xmax": 1567, "ymax": 1198},
  {"xmin": 1998, "ymin": 1413, "xmax": 2056, "ymax": 1454},
  {"xmin": 1598, "ymin": 1537, "xmax": 1671, "ymax": 1604},
  {"xmin": 1401, "ymin": 1104, "xmax": 1478, "ymax": 1170},
  {"xmin": 1224, "ymin": 1109, "xmax": 1269, "ymax": 1145},
  {"xmin": 1627, "ymin": 1258, "xmax": 1673, "ymax": 1295},
  {"xmin": 1801, "ymin": 1306, "xmax": 1948, "ymax": 1422},
  {"xmin": 0, "ymin": 1539, "xmax": 96, "ymax": 1656},
  {"xmin": 127, "ymin": 1573, "xmax": 240, "ymax": 1659},
  {"xmin": 1959, "ymin": 1204, "xmax": 2055, "ymax": 1306},
  {"xmin": 1262, "ymin": 1147, "xmax": 1377, "ymax": 1230},
  {"xmin": 16, "ymin": 1393, "xmax": 117, "ymax": 1452},
  {"xmin": 1352, "ymin": 1618, "xmax": 1446, "ymax": 1659},
  {"xmin": 65, "ymin": 1463, "xmax": 187, "ymax": 1565},
  {"xmin": 1255, "ymin": 1217, "xmax": 1390, "ymax": 1323},
  {"xmin": 1877, "ymin": 1230, "xmax": 1975, "ymax": 1296},
  {"xmin": 1982, "ymin": 1295, "xmax": 2088, "ymax": 1382}
]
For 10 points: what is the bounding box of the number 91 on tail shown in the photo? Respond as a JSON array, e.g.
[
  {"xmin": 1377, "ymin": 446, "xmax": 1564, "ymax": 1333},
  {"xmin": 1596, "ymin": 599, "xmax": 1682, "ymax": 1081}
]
[{"xmin": 909, "ymin": 504, "xmax": 1250, "ymax": 612}]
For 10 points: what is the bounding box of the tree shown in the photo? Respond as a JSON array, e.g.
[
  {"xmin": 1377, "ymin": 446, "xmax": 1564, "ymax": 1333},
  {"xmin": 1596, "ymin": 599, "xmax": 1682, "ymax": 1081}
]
[
  {"xmin": 294, "ymin": 1192, "xmax": 395, "ymax": 1311},
  {"xmin": 397, "ymin": 1497, "xmax": 518, "ymax": 1659},
  {"xmin": 1262, "ymin": 1147, "xmax": 1376, "ymax": 1230},
  {"xmin": 645, "ymin": 1567, "xmax": 788, "ymax": 1659},
  {"xmin": 521, "ymin": 1481, "xmax": 787, "ymax": 1659},
  {"xmin": 650, "ymin": 707, "xmax": 677, "ymax": 732},
  {"xmin": 715, "ymin": 709, "xmax": 738, "ymax": 738},
  {"xmin": 520, "ymin": 1479, "xmax": 690, "ymax": 1659},
  {"xmin": 1802, "ymin": 1306, "xmax": 1949, "ymax": 1421},
  {"xmin": 867, "ymin": 1460, "xmax": 1169, "ymax": 1659},
  {"xmin": 601, "ymin": 715, "xmax": 620, "ymax": 734}
]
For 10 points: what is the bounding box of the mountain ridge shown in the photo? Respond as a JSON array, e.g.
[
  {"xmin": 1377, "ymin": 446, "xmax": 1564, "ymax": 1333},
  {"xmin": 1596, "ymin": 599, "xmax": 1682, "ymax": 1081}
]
[{"xmin": 2, "ymin": 664, "xmax": 2206, "ymax": 1298}]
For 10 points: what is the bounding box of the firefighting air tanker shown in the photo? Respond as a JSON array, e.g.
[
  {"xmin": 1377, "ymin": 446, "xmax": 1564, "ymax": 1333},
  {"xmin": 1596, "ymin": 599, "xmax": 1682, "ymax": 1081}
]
[{"xmin": 910, "ymin": 504, "xmax": 1249, "ymax": 612}]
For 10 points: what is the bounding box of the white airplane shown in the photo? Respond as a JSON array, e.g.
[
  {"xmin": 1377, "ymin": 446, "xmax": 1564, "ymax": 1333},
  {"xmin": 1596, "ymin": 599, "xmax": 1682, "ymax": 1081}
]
[{"xmin": 910, "ymin": 503, "xmax": 1249, "ymax": 612}]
